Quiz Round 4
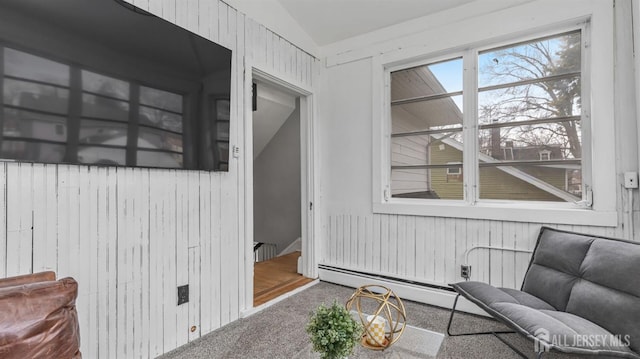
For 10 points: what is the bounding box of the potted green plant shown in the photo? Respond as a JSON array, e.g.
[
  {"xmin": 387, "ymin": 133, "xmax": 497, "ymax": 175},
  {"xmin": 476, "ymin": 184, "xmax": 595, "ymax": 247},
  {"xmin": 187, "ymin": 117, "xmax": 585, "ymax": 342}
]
[{"xmin": 306, "ymin": 300, "xmax": 363, "ymax": 359}]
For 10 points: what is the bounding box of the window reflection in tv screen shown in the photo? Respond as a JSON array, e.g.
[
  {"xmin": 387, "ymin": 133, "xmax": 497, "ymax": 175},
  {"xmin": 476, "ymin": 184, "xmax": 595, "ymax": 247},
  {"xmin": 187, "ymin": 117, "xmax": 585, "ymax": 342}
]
[{"xmin": 0, "ymin": 0, "xmax": 232, "ymax": 171}]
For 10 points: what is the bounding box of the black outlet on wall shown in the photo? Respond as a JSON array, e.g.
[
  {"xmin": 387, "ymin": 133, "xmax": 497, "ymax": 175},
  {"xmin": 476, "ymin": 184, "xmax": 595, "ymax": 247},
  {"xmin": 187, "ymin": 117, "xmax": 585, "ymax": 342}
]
[{"xmin": 178, "ymin": 285, "xmax": 189, "ymax": 305}]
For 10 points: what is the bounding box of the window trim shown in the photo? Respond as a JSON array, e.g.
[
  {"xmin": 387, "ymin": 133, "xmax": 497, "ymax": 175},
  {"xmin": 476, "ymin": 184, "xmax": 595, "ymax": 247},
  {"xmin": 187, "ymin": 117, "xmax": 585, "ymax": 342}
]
[{"xmin": 373, "ymin": 18, "xmax": 617, "ymax": 227}]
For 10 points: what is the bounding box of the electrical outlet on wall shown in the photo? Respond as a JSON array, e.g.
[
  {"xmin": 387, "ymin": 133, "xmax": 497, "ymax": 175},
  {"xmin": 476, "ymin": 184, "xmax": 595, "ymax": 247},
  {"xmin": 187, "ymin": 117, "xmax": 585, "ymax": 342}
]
[
  {"xmin": 624, "ymin": 172, "xmax": 638, "ymax": 189},
  {"xmin": 460, "ymin": 265, "xmax": 471, "ymax": 279},
  {"xmin": 177, "ymin": 285, "xmax": 189, "ymax": 305}
]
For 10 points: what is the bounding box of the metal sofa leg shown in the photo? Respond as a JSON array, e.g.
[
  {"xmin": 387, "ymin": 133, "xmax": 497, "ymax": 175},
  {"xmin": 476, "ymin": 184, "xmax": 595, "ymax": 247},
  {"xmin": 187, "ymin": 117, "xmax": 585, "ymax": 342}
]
[
  {"xmin": 447, "ymin": 294, "xmax": 514, "ymax": 337},
  {"xmin": 447, "ymin": 294, "xmax": 532, "ymax": 359}
]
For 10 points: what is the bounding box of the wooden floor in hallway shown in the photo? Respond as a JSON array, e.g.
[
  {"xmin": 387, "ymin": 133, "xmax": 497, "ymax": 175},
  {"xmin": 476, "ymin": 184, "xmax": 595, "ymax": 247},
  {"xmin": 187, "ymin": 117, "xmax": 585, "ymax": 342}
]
[{"xmin": 253, "ymin": 251, "xmax": 314, "ymax": 306}]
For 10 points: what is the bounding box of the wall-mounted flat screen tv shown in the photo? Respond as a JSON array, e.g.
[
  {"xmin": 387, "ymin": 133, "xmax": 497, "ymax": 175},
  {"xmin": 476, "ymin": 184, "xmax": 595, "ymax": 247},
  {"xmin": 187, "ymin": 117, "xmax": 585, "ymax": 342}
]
[{"xmin": 0, "ymin": 0, "xmax": 232, "ymax": 171}]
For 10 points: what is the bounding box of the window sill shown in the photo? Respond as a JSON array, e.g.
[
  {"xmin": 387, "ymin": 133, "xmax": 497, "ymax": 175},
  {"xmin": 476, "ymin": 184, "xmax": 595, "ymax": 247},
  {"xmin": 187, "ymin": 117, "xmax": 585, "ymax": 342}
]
[{"xmin": 372, "ymin": 199, "xmax": 617, "ymax": 227}]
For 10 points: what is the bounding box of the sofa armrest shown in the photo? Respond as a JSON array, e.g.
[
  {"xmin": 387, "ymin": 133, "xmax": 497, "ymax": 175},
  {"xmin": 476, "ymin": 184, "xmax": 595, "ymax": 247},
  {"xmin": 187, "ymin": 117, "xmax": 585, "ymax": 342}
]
[{"xmin": 0, "ymin": 276, "xmax": 81, "ymax": 359}]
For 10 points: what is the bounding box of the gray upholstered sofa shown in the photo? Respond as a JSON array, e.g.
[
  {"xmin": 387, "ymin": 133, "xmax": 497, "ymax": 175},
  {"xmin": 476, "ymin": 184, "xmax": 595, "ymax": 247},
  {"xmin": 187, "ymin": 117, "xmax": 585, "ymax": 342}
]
[{"xmin": 448, "ymin": 226, "xmax": 640, "ymax": 358}]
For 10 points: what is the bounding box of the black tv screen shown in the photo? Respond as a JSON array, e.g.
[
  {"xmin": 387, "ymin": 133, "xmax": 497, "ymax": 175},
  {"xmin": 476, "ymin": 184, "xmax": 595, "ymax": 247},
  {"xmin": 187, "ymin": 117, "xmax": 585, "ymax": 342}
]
[{"xmin": 0, "ymin": 0, "xmax": 232, "ymax": 171}]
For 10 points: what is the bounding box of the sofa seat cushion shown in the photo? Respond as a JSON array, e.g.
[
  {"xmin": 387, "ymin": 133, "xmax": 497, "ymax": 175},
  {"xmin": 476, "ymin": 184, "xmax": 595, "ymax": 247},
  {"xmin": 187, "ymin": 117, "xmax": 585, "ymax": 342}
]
[
  {"xmin": 452, "ymin": 281, "xmax": 638, "ymax": 358},
  {"xmin": 452, "ymin": 281, "xmax": 555, "ymax": 310},
  {"xmin": 492, "ymin": 303, "xmax": 636, "ymax": 357}
]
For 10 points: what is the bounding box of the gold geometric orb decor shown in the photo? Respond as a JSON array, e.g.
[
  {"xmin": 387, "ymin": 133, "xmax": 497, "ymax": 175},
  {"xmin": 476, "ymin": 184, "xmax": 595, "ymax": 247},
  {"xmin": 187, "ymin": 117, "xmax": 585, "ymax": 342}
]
[{"xmin": 345, "ymin": 285, "xmax": 407, "ymax": 350}]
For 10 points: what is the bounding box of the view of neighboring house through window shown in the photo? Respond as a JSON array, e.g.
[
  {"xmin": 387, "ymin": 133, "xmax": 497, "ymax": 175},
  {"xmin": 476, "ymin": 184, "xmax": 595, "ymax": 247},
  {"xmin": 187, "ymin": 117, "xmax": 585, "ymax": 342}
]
[
  {"xmin": 1, "ymin": 46, "xmax": 184, "ymax": 168},
  {"xmin": 390, "ymin": 30, "xmax": 583, "ymax": 203},
  {"xmin": 391, "ymin": 57, "xmax": 463, "ymax": 199}
]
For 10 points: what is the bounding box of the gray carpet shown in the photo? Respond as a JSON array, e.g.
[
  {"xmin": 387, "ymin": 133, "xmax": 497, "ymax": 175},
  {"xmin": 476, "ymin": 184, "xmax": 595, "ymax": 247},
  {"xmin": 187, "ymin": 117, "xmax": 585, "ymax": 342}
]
[{"xmin": 158, "ymin": 282, "xmax": 580, "ymax": 359}]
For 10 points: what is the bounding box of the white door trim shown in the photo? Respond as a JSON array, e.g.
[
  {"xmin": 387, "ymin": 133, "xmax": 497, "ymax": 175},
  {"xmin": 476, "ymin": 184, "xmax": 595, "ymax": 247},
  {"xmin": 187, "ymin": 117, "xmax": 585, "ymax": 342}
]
[{"xmin": 241, "ymin": 60, "xmax": 317, "ymax": 313}]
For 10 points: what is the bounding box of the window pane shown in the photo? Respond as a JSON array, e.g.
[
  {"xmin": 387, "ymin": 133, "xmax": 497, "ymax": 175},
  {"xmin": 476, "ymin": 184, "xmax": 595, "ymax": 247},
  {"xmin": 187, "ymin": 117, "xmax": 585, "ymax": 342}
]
[
  {"xmin": 391, "ymin": 56, "xmax": 463, "ymax": 200},
  {"xmin": 82, "ymin": 94, "xmax": 129, "ymax": 121},
  {"xmin": 479, "ymin": 122, "xmax": 581, "ymax": 162},
  {"xmin": 391, "ymin": 58, "xmax": 462, "ymax": 101},
  {"xmin": 139, "ymin": 106, "xmax": 182, "ymax": 133},
  {"xmin": 478, "ymin": 78, "xmax": 581, "ymax": 125},
  {"xmin": 477, "ymin": 30, "xmax": 582, "ymax": 203},
  {"xmin": 4, "ymin": 48, "xmax": 69, "ymax": 86},
  {"xmin": 138, "ymin": 127, "xmax": 183, "ymax": 152},
  {"xmin": 139, "ymin": 86, "xmax": 182, "ymax": 113},
  {"xmin": 391, "ymin": 168, "xmax": 463, "ymax": 200},
  {"xmin": 82, "ymin": 70, "xmax": 129, "ymax": 100},
  {"xmin": 479, "ymin": 164, "xmax": 581, "ymax": 201},
  {"xmin": 1, "ymin": 140, "xmax": 65, "ymax": 163},
  {"xmin": 392, "ymin": 96, "xmax": 463, "ymax": 134},
  {"xmin": 391, "ymin": 132, "xmax": 462, "ymax": 166},
  {"xmin": 3, "ymin": 108, "xmax": 67, "ymax": 142},
  {"xmin": 136, "ymin": 150, "xmax": 182, "ymax": 168},
  {"xmin": 3, "ymin": 79, "xmax": 69, "ymax": 114},
  {"xmin": 479, "ymin": 31, "xmax": 581, "ymax": 88},
  {"xmin": 77, "ymin": 146, "xmax": 126, "ymax": 165},
  {"xmin": 79, "ymin": 119, "xmax": 128, "ymax": 145}
]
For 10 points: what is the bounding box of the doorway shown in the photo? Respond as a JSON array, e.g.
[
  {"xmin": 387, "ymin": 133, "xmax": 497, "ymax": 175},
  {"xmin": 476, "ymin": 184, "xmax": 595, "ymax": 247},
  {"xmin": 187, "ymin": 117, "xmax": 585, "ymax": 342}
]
[
  {"xmin": 243, "ymin": 67, "xmax": 316, "ymax": 311},
  {"xmin": 252, "ymin": 81, "xmax": 309, "ymax": 306}
]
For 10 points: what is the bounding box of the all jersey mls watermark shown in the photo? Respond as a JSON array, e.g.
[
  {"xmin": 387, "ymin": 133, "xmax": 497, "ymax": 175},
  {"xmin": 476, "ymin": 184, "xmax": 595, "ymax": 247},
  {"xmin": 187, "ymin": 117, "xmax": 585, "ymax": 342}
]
[{"xmin": 533, "ymin": 328, "xmax": 632, "ymax": 353}]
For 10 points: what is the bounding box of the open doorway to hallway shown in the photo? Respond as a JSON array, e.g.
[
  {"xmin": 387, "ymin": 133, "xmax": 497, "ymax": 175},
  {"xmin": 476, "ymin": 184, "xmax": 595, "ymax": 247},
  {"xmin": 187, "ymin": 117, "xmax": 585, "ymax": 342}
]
[{"xmin": 251, "ymin": 80, "xmax": 313, "ymax": 306}]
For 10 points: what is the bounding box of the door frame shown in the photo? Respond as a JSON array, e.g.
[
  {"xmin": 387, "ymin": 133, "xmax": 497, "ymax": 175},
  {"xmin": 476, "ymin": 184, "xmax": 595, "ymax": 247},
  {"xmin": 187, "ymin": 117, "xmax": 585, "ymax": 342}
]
[{"xmin": 241, "ymin": 59, "xmax": 318, "ymax": 313}]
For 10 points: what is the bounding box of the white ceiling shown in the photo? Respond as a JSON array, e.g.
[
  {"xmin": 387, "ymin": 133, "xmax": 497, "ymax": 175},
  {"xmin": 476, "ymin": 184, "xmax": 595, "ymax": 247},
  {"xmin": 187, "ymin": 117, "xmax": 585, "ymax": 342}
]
[{"xmin": 276, "ymin": 0, "xmax": 475, "ymax": 46}]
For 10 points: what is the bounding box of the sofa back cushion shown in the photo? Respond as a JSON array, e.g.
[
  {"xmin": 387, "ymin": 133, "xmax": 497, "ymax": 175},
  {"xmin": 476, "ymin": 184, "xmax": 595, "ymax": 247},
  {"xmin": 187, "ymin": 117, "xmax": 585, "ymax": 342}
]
[
  {"xmin": 522, "ymin": 227, "xmax": 640, "ymax": 353},
  {"xmin": 521, "ymin": 228, "xmax": 594, "ymax": 311},
  {"xmin": 566, "ymin": 238, "xmax": 640, "ymax": 353}
]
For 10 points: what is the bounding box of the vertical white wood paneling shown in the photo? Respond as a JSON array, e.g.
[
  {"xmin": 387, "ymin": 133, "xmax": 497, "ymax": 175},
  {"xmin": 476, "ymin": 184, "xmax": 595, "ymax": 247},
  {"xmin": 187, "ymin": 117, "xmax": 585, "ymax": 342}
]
[
  {"xmin": 235, "ymin": 10, "xmax": 247, "ymax": 314},
  {"xmin": 133, "ymin": 0, "xmax": 149, "ymax": 12},
  {"xmin": 0, "ymin": 1, "xmax": 319, "ymax": 358},
  {"xmin": 198, "ymin": 172, "xmax": 212, "ymax": 334},
  {"xmin": 364, "ymin": 216, "xmax": 372, "ymax": 271},
  {"xmin": 209, "ymin": 0, "xmax": 219, "ymax": 43},
  {"xmin": 105, "ymin": 168, "xmax": 118, "ymax": 359},
  {"xmin": 187, "ymin": 171, "xmax": 200, "ymax": 342},
  {"xmin": 197, "ymin": 0, "xmax": 209, "ymax": 37},
  {"xmin": 210, "ymin": 173, "xmax": 222, "ymax": 330},
  {"xmin": 31, "ymin": 164, "xmax": 57, "ymax": 273},
  {"xmin": 148, "ymin": 170, "xmax": 163, "ymax": 357},
  {"xmin": 351, "ymin": 216, "xmax": 359, "ymax": 268},
  {"xmin": 6, "ymin": 163, "xmax": 31, "ymax": 276},
  {"xmin": 396, "ymin": 215, "xmax": 406, "ymax": 276},
  {"xmin": 379, "ymin": 215, "xmax": 389, "ymax": 273},
  {"xmin": 77, "ymin": 166, "xmax": 93, "ymax": 356},
  {"xmin": 218, "ymin": 2, "xmax": 230, "ymax": 49},
  {"xmin": 388, "ymin": 215, "xmax": 398, "ymax": 274},
  {"xmin": 162, "ymin": 171, "xmax": 178, "ymax": 353},
  {"xmin": 175, "ymin": 170, "xmax": 189, "ymax": 348},
  {"xmin": 322, "ymin": 212, "xmax": 629, "ymax": 290},
  {"xmin": 185, "ymin": 0, "xmax": 198, "ymax": 33}
]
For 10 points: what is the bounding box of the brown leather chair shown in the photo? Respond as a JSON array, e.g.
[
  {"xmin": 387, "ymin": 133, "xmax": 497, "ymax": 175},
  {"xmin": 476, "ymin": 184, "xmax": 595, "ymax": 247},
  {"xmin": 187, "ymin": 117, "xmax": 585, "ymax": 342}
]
[{"xmin": 0, "ymin": 271, "xmax": 81, "ymax": 358}]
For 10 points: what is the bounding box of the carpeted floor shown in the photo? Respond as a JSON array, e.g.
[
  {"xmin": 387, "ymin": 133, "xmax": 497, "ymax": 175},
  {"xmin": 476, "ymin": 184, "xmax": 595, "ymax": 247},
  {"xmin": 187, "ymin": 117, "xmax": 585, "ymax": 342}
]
[{"xmin": 158, "ymin": 281, "xmax": 580, "ymax": 359}]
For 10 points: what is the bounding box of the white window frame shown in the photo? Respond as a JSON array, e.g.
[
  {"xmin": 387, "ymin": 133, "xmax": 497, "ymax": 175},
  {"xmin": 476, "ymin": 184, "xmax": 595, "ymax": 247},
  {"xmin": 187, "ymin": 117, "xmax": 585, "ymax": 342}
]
[{"xmin": 372, "ymin": 11, "xmax": 617, "ymax": 227}]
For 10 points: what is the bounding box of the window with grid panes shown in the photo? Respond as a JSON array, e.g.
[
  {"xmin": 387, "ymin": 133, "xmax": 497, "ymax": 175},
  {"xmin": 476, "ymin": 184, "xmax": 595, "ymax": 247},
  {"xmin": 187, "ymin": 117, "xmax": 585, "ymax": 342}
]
[{"xmin": 390, "ymin": 30, "xmax": 584, "ymax": 203}]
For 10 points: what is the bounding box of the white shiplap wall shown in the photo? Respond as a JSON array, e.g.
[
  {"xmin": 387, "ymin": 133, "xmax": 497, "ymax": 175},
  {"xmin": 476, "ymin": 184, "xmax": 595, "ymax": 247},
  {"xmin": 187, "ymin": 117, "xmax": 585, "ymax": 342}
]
[
  {"xmin": 317, "ymin": 0, "xmax": 637, "ymax": 306},
  {"xmin": 321, "ymin": 214, "xmax": 626, "ymax": 290},
  {"xmin": 0, "ymin": 0, "xmax": 318, "ymax": 358}
]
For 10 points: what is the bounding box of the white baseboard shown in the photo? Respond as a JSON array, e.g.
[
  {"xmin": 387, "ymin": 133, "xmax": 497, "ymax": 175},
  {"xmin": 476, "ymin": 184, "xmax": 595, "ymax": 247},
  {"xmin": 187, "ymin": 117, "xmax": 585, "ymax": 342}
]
[{"xmin": 318, "ymin": 267, "xmax": 489, "ymax": 317}]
